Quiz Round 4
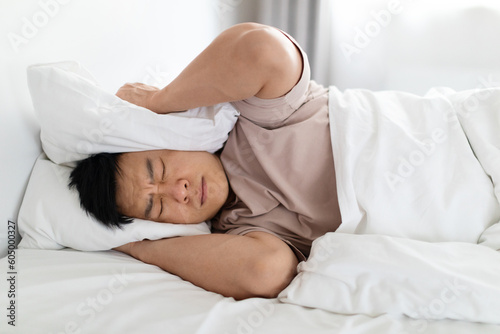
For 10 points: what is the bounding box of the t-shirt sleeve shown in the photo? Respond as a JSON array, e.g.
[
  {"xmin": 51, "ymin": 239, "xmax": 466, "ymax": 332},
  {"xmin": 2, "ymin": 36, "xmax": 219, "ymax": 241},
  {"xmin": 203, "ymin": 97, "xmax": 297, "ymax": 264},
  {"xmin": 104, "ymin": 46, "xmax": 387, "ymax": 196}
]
[{"xmin": 230, "ymin": 31, "xmax": 312, "ymax": 128}]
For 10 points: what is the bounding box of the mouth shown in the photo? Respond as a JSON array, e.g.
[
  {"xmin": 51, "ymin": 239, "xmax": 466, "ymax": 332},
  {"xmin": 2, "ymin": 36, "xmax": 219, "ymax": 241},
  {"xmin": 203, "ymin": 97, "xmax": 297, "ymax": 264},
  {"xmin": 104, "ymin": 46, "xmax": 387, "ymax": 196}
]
[{"xmin": 200, "ymin": 177, "xmax": 207, "ymax": 206}]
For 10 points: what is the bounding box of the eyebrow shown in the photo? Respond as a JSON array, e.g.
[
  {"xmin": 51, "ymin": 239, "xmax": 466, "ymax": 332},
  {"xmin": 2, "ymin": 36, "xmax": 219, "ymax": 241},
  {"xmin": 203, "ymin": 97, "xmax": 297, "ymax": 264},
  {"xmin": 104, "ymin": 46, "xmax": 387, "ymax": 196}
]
[
  {"xmin": 146, "ymin": 158, "xmax": 154, "ymax": 183},
  {"xmin": 144, "ymin": 158, "xmax": 154, "ymax": 218}
]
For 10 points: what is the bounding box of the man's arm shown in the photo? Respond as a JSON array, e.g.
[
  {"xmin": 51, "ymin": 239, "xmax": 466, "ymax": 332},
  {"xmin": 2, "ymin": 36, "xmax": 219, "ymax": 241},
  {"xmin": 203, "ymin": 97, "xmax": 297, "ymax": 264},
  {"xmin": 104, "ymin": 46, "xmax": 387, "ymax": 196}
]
[
  {"xmin": 114, "ymin": 231, "xmax": 298, "ymax": 300},
  {"xmin": 116, "ymin": 22, "xmax": 302, "ymax": 113}
]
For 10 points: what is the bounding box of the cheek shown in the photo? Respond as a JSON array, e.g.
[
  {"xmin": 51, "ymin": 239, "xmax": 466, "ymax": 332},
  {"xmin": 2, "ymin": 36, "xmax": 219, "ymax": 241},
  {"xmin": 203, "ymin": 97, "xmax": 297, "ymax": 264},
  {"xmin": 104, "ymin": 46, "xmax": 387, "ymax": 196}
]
[
  {"xmin": 166, "ymin": 204, "xmax": 214, "ymax": 224},
  {"xmin": 164, "ymin": 205, "xmax": 196, "ymax": 224},
  {"xmin": 212, "ymin": 173, "xmax": 229, "ymax": 202}
]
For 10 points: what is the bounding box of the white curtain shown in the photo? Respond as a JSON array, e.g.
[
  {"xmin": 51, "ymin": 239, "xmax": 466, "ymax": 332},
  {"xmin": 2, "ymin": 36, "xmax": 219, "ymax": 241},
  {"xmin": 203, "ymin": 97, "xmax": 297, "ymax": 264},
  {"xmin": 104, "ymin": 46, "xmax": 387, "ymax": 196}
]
[{"xmin": 256, "ymin": 0, "xmax": 334, "ymax": 87}]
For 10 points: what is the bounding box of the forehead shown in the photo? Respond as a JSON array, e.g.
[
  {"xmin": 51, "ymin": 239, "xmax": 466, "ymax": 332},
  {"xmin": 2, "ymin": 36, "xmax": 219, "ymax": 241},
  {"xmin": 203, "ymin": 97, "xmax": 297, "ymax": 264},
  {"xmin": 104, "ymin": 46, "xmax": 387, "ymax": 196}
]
[
  {"xmin": 117, "ymin": 150, "xmax": 168, "ymax": 174},
  {"xmin": 120, "ymin": 150, "xmax": 166, "ymax": 164},
  {"xmin": 118, "ymin": 149, "xmax": 219, "ymax": 170}
]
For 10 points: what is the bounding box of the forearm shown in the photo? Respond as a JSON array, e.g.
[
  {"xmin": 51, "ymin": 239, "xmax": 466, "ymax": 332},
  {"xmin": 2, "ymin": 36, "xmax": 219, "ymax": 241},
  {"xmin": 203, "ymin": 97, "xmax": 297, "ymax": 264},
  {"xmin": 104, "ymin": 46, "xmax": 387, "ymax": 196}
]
[{"xmin": 121, "ymin": 232, "xmax": 298, "ymax": 300}]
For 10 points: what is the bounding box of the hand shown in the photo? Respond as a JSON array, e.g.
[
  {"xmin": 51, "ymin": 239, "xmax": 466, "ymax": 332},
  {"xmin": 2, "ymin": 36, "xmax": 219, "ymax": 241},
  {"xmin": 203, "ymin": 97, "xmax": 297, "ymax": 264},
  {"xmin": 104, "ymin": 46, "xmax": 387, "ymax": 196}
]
[{"xmin": 116, "ymin": 82, "xmax": 160, "ymax": 111}]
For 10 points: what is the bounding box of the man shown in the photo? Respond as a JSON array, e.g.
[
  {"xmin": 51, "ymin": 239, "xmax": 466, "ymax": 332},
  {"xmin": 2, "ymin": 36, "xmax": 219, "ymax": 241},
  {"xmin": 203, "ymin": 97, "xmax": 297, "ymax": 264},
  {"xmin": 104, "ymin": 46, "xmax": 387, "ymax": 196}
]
[{"xmin": 70, "ymin": 22, "xmax": 341, "ymax": 300}]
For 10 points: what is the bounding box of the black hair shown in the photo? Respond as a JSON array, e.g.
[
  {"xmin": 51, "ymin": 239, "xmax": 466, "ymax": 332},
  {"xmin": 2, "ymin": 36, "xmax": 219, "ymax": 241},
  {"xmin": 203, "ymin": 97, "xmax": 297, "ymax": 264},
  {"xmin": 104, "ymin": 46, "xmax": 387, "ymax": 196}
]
[{"xmin": 69, "ymin": 152, "xmax": 133, "ymax": 229}]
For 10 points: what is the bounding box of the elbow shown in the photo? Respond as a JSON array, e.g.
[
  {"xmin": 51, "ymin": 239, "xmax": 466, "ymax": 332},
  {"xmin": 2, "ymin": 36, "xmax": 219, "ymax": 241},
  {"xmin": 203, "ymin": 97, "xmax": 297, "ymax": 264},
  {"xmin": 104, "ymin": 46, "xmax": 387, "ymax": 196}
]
[{"xmin": 241, "ymin": 248, "xmax": 298, "ymax": 299}]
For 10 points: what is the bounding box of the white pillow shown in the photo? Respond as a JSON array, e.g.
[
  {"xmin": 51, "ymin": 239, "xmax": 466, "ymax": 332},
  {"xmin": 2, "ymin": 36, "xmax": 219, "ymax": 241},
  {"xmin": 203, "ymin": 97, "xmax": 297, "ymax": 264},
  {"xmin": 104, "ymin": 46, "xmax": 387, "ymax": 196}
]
[
  {"xmin": 26, "ymin": 61, "xmax": 239, "ymax": 166},
  {"xmin": 20, "ymin": 61, "xmax": 237, "ymax": 250},
  {"xmin": 18, "ymin": 154, "xmax": 211, "ymax": 250}
]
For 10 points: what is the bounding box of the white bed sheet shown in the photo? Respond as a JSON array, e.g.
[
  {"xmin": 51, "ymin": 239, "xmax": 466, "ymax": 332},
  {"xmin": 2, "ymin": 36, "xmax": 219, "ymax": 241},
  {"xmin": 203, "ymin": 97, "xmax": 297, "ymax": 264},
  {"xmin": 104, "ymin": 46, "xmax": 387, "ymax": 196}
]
[{"xmin": 1, "ymin": 249, "xmax": 500, "ymax": 334}]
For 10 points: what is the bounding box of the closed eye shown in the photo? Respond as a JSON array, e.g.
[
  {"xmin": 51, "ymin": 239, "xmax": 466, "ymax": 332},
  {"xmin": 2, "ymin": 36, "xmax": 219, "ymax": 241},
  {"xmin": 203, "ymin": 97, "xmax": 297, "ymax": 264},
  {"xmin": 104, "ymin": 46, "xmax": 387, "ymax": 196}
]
[
  {"xmin": 158, "ymin": 197, "xmax": 163, "ymax": 219},
  {"xmin": 156, "ymin": 158, "xmax": 167, "ymax": 220},
  {"xmin": 161, "ymin": 158, "xmax": 166, "ymax": 181}
]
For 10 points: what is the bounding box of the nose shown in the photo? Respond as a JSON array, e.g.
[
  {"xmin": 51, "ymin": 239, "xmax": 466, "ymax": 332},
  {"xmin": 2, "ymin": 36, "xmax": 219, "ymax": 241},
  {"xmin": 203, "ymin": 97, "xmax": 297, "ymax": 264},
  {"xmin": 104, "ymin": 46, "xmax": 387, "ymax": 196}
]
[{"xmin": 158, "ymin": 179, "xmax": 189, "ymax": 204}]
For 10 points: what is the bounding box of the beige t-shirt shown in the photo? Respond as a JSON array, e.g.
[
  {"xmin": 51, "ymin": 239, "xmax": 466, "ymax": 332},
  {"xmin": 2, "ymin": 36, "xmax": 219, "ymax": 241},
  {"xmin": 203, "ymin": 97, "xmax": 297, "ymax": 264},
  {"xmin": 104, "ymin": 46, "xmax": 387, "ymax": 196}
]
[{"xmin": 211, "ymin": 34, "xmax": 341, "ymax": 261}]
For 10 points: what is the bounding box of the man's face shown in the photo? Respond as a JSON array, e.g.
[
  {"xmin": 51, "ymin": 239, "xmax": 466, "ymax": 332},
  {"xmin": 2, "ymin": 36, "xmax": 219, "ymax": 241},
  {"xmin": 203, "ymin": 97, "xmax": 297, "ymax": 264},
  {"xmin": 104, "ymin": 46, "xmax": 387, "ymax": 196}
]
[{"xmin": 115, "ymin": 150, "xmax": 229, "ymax": 224}]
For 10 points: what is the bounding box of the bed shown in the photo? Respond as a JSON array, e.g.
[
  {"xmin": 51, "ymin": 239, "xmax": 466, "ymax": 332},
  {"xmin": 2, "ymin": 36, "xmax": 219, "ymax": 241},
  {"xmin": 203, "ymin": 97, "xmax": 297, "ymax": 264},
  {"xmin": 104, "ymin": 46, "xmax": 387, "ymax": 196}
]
[{"xmin": 2, "ymin": 1, "xmax": 500, "ymax": 333}]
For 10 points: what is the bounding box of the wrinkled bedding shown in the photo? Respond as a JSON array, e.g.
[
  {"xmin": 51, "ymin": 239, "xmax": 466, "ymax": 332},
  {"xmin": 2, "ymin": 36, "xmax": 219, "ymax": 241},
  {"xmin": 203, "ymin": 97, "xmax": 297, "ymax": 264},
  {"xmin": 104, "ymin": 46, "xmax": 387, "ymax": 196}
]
[
  {"xmin": 2, "ymin": 248, "xmax": 499, "ymax": 333},
  {"xmin": 278, "ymin": 86, "xmax": 500, "ymax": 324},
  {"xmin": 328, "ymin": 86, "xmax": 500, "ymax": 242}
]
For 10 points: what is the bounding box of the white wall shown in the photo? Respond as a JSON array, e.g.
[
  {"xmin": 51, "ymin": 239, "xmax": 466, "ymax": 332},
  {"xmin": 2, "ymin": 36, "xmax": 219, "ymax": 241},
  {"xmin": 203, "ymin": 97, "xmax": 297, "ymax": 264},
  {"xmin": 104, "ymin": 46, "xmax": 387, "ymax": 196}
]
[
  {"xmin": 0, "ymin": 0, "xmax": 221, "ymax": 257},
  {"xmin": 328, "ymin": 0, "xmax": 500, "ymax": 93}
]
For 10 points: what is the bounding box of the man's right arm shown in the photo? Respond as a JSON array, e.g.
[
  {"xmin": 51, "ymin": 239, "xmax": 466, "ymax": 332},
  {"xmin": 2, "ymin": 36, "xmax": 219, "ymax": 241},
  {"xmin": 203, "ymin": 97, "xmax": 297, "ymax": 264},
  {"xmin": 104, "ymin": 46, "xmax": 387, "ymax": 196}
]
[
  {"xmin": 114, "ymin": 231, "xmax": 298, "ymax": 300},
  {"xmin": 116, "ymin": 22, "xmax": 302, "ymax": 113}
]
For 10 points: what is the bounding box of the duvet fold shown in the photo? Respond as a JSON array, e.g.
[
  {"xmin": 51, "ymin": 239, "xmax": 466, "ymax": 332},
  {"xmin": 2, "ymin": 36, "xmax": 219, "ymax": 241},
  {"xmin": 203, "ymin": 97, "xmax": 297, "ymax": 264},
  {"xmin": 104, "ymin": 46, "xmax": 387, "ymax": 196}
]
[{"xmin": 279, "ymin": 233, "xmax": 500, "ymax": 325}]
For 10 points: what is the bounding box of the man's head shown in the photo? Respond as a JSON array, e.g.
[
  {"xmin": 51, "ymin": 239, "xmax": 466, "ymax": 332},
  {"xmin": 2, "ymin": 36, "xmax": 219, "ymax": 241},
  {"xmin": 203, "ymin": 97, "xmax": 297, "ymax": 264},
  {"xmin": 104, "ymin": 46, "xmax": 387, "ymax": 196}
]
[{"xmin": 69, "ymin": 150, "xmax": 230, "ymax": 228}]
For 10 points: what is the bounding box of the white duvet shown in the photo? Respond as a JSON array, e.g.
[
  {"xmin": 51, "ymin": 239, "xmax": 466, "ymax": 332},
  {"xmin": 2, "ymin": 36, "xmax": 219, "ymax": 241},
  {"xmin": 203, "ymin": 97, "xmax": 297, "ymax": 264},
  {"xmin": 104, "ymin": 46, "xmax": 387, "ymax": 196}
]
[
  {"xmin": 279, "ymin": 86, "xmax": 500, "ymax": 324},
  {"xmin": 328, "ymin": 86, "xmax": 500, "ymax": 242}
]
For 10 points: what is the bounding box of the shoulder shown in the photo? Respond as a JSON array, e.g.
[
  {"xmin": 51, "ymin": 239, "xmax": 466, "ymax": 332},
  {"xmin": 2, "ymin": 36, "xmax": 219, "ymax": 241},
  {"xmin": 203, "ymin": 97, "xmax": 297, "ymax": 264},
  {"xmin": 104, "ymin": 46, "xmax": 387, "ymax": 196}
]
[{"xmin": 224, "ymin": 23, "xmax": 304, "ymax": 99}]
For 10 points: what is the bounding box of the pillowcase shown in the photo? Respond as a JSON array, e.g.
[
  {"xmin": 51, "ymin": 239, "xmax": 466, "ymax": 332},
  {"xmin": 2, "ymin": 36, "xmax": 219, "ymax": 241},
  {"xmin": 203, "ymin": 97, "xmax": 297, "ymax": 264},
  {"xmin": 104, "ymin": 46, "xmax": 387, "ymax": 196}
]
[
  {"xmin": 18, "ymin": 154, "xmax": 211, "ymax": 250},
  {"xmin": 26, "ymin": 61, "xmax": 239, "ymax": 166}
]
